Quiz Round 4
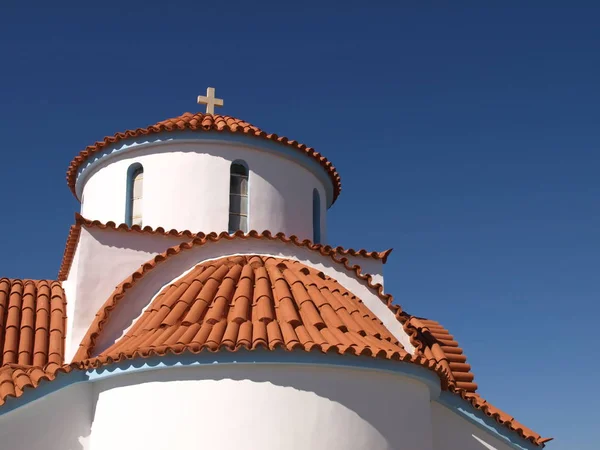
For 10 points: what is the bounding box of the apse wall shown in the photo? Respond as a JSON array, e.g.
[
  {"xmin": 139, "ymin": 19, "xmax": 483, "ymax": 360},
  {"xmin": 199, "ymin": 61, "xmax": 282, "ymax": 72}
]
[
  {"xmin": 431, "ymin": 402, "xmax": 523, "ymax": 450},
  {"xmin": 0, "ymin": 383, "xmax": 92, "ymax": 450},
  {"xmin": 78, "ymin": 136, "xmax": 329, "ymax": 241},
  {"xmin": 90, "ymin": 364, "xmax": 434, "ymax": 450}
]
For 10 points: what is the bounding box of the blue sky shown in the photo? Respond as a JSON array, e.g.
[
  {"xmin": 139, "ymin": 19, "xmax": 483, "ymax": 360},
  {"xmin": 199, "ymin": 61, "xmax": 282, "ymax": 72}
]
[{"xmin": 0, "ymin": 3, "xmax": 598, "ymax": 448}]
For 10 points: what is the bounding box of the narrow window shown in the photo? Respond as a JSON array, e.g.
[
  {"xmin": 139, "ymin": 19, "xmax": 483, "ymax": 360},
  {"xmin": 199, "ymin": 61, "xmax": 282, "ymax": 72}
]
[
  {"xmin": 126, "ymin": 163, "xmax": 144, "ymax": 226},
  {"xmin": 313, "ymin": 188, "xmax": 321, "ymax": 243},
  {"xmin": 229, "ymin": 162, "xmax": 248, "ymax": 233}
]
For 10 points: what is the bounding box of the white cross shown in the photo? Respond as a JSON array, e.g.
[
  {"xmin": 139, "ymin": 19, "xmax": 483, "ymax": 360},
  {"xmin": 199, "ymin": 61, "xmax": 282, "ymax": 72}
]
[{"xmin": 197, "ymin": 87, "xmax": 224, "ymax": 114}]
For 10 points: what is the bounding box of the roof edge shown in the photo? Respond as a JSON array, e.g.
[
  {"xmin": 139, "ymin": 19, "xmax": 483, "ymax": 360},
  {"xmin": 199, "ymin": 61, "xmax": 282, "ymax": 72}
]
[
  {"xmin": 57, "ymin": 223, "xmax": 82, "ymax": 281},
  {"xmin": 1, "ymin": 350, "xmax": 550, "ymax": 446},
  {"xmin": 1, "ymin": 349, "xmax": 443, "ymax": 413},
  {"xmin": 402, "ymin": 316, "xmax": 478, "ymax": 393},
  {"xmin": 57, "ymin": 214, "xmax": 392, "ymax": 281}
]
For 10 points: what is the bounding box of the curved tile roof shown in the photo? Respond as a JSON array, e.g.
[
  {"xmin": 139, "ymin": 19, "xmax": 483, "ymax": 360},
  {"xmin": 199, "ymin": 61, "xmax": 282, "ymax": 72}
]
[
  {"xmin": 89, "ymin": 255, "xmax": 410, "ymax": 365},
  {"xmin": 0, "ymin": 279, "xmax": 66, "ymax": 367},
  {"xmin": 73, "ymin": 232, "xmax": 397, "ymax": 361},
  {"xmin": 66, "ymin": 112, "xmax": 342, "ymax": 202},
  {"xmin": 403, "ymin": 316, "xmax": 477, "ymax": 392},
  {"xmin": 58, "ymin": 214, "xmax": 393, "ymax": 282}
]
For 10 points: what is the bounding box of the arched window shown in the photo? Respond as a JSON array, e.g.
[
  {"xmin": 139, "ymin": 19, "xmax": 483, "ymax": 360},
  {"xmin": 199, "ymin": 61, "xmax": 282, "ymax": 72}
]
[
  {"xmin": 228, "ymin": 161, "xmax": 248, "ymax": 233},
  {"xmin": 313, "ymin": 188, "xmax": 321, "ymax": 243},
  {"xmin": 126, "ymin": 163, "xmax": 144, "ymax": 227}
]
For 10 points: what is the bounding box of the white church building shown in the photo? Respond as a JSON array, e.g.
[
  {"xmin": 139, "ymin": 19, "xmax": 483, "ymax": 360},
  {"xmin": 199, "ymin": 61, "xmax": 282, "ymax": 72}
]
[{"xmin": 0, "ymin": 88, "xmax": 550, "ymax": 449}]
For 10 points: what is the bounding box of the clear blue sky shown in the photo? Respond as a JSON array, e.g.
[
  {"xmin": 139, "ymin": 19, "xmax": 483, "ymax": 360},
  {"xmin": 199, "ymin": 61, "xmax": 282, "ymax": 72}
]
[{"xmin": 0, "ymin": 3, "xmax": 598, "ymax": 448}]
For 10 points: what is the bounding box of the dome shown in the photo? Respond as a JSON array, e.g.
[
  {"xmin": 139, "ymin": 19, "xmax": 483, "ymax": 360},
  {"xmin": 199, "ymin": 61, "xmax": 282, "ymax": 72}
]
[{"xmin": 66, "ymin": 112, "xmax": 342, "ymax": 203}]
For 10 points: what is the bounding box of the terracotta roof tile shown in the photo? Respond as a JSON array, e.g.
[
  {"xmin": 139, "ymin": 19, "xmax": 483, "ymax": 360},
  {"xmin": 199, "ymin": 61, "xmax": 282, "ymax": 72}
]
[
  {"xmin": 0, "ymin": 279, "xmax": 66, "ymax": 368},
  {"xmin": 0, "ymin": 363, "xmax": 75, "ymax": 406},
  {"xmin": 402, "ymin": 316, "xmax": 478, "ymax": 392},
  {"xmin": 57, "ymin": 224, "xmax": 81, "ymax": 282},
  {"xmin": 73, "ymin": 232, "xmax": 396, "ymax": 361},
  {"xmin": 66, "ymin": 112, "xmax": 342, "ymax": 202},
  {"xmin": 87, "ymin": 255, "xmax": 411, "ymax": 365},
  {"xmin": 58, "ymin": 214, "xmax": 393, "ymax": 281}
]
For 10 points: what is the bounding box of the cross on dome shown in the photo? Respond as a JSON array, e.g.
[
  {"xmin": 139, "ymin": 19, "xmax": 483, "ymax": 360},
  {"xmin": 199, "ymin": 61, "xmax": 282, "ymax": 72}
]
[{"xmin": 197, "ymin": 87, "xmax": 224, "ymax": 114}]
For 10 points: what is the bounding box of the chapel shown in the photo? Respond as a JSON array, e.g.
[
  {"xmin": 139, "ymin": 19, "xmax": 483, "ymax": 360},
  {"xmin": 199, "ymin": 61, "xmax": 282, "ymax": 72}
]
[{"xmin": 0, "ymin": 88, "xmax": 550, "ymax": 450}]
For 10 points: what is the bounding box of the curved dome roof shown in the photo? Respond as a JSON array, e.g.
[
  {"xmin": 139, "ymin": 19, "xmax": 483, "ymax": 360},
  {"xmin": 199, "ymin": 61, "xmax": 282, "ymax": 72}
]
[
  {"xmin": 66, "ymin": 112, "xmax": 342, "ymax": 202},
  {"xmin": 87, "ymin": 255, "xmax": 409, "ymax": 364}
]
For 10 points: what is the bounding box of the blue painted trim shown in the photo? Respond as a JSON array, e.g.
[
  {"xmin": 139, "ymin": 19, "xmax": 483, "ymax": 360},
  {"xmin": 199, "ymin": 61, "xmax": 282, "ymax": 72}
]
[
  {"xmin": 0, "ymin": 350, "xmax": 440, "ymax": 416},
  {"xmin": 437, "ymin": 392, "xmax": 538, "ymax": 450},
  {"xmin": 75, "ymin": 131, "xmax": 335, "ymax": 207},
  {"xmin": 85, "ymin": 349, "xmax": 442, "ymax": 395},
  {"xmin": 124, "ymin": 162, "xmax": 143, "ymax": 226},
  {"xmin": 0, "ymin": 350, "xmax": 537, "ymax": 450},
  {"xmin": 313, "ymin": 188, "xmax": 321, "ymax": 243}
]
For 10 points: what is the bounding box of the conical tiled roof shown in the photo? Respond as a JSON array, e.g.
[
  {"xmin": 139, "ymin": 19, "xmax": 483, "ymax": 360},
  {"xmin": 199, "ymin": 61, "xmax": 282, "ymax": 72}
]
[{"xmin": 66, "ymin": 112, "xmax": 342, "ymax": 202}]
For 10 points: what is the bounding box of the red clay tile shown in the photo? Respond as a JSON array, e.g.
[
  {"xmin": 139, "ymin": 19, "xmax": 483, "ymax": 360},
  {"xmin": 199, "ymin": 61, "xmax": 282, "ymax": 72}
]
[
  {"xmin": 0, "ymin": 280, "xmax": 66, "ymax": 368},
  {"xmin": 402, "ymin": 316, "xmax": 480, "ymax": 393},
  {"xmin": 85, "ymin": 256, "xmax": 409, "ymax": 368}
]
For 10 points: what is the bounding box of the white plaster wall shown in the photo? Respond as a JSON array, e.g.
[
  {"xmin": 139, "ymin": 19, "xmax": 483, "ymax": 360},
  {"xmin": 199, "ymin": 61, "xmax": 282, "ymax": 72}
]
[
  {"xmin": 63, "ymin": 233, "xmax": 83, "ymax": 360},
  {"xmin": 79, "ymin": 140, "xmax": 328, "ymax": 242},
  {"xmin": 90, "ymin": 236, "xmax": 410, "ymax": 357},
  {"xmin": 63, "ymin": 227, "xmax": 188, "ymax": 361},
  {"xmin": 90, "ymin": 364, "xmax": 434, "ymax": 450},
  {"xmin": 0, "ymin": 382, "xmax": 92, "ymax": 450},
  {"xmin": 431, "ymin": 402, "xmax": 521, "ymax": 450}
]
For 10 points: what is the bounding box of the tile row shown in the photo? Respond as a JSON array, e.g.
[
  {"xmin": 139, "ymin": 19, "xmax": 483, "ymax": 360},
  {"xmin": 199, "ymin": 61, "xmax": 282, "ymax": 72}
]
[{"xmin": 0, "ymin": 279, "xmax": 66, "ymax": 367}]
